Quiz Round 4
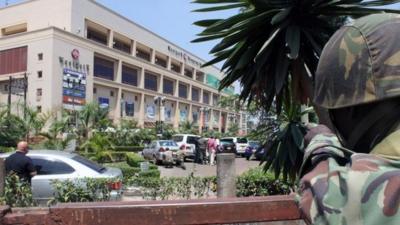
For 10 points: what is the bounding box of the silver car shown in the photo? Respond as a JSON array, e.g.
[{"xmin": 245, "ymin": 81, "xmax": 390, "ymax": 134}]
[
  {"xmin": 0, "ymin": 150, "xmax": 123, "ymax": 204},
  {"xmin": 142, "ymin": 140, "xmax": 180, "ymax": 164}
]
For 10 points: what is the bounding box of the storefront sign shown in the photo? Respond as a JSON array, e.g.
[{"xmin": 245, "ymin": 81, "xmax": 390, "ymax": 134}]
[
  {"xmin": 168, "ymin": 46, "xmax": 202, "ymax": 68},
  {"xmin": 62, "ymin": 68, "xmax": 87, "ymax": 109}
]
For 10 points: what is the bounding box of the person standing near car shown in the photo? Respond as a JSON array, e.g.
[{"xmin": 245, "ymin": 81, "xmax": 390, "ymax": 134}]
[
  {"xmin": 5, "ymin": 141, "xmax": 37, "ymax": 184},
  {"xmin": 207, "ymin": 136, "xmax": 216, "ymax": 165}
]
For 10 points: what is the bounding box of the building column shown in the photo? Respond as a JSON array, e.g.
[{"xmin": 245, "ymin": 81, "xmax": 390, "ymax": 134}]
[
  {"xmin": 158, "ymin": 75, "xmax": 163, "ymax": 94},
  {"xmin": 167, "ymin": 56, "xmax": 172, "ymax": 70},
  {"xmin": 180, "ymin": 63, "xmax": 185, "ymax": 76},
  {"xmin": 115, "ymin": 60, "xmax": 122, "ymax": 83},
  {"xmin": 174, "ymin": 101, "xmax": 180, "ymax": 129},
  {"xmin": 209, "ymin": 109, "xmax": 214, "ymax": 130},
  {"xmin": 138, "ymin": 94, "xmax": 145, "ymax": 128},
  {"xmin": 219, "ymin": 111, "xmax": 222, "ymax": 132},
  {"xmin": 174, "ymin": 81, "xmax": 179, "ymax": 97},
  {"xmin": 151, "ymin": 49, "xmax": 156, "ymax": 64},
  {"xmin": 131, "ymin": 40, "xmax": 136, "ymax": 56},
  {"xmin": 188, "ymin": 84, "xmax": 192, "ymax": 101},
  {"xmin": 139, "ymin": 68, "xmax": 145, "ymax": 89},
  {"xmin": 200, "ymin": 89, "xmax": 204, "ymax": 104},
  {"xmin": 199, "ymin": 109, "xmax": 204, "ymax": 134},
  {"xmin": 193, "ymin": 69, "xmax": 197, "ymax": 81},
  {"xmin": 188, "ymin": 104, "xmax": 193, "ymax": 123},
  {"xmin": 108, "ymin": 30, "xmax": 114, "ymax": 48},
  {"xmin": 114, "ymin": 88, "xmax": 122, "ymax": 124}
]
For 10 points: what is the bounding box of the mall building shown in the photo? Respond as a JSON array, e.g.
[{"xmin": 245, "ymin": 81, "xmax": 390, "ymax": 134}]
[{"xmin": 0, "ymin": 0, "xmax": 247, "ymax": 134}]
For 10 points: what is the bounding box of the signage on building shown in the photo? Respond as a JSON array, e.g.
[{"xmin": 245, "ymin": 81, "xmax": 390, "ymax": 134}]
[
  {"xmin": 71, "ymin": 49, "xmax": 80, "ymax": 60},
  {"xmin": 98, "ymin": 97, "xmax": 109, "ymax": 109},
  {"xmin": 62, "ymin": 68, "xmax": 87, "ymax": 110},
  {"xmin": 180, "ymin": 110, "xmax": 187, "ymax": 122},
  {"xmin": 165, "ymin": 108, "xmax": 172, "ymax": 121},
  {"xmin": 167, "ymin": 46, "xmax": 202, "ymax": 68},
  {"xmin": 146, "ymin": 105, "xmax": 155, "ymax": 119},
  {"xmin": 125, "ymin": 102, "xmax": 134, "ymax": 117},
  {"xmin": 206, "ymin": 73, "xmax": 235, "ymax": 95}
]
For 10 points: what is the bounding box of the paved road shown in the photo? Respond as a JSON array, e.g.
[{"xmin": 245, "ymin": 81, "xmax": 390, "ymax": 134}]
[{"xmin": 159, "ymin": 157, "xmax": 262, "ymax": 178}]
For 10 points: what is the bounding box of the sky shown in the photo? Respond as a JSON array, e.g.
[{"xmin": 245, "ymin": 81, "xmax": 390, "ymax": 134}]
[{"xmin": 0, "ymin": 0, "xmax": 236, "ymax": 65}]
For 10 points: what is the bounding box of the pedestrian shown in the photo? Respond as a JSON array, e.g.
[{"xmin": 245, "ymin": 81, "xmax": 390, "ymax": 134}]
[
  {"xmin": 194, "ymin": 138, "xmax": 202, "ymax": 164},
  {"xmin": 297, "ymin": 13, "xmax": 400, "ymax": 225},
  {"xmin": 207, "ymin": 136, "xmax": 216, "ymax": 165},
  {"xmin": 5, "ymin": 141, "xmax": 37, "ymax": 184}
]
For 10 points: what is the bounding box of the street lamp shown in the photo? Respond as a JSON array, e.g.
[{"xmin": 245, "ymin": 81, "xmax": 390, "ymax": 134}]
[{"xmin": 154, "ymin": 96, "xmax": 166, "ymax": 137}]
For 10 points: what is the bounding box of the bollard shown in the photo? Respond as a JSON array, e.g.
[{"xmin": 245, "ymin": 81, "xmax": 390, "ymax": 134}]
[
  {"xmin": 216, "ymin": 153, "xmax": 236, "ymax": 198},
  {"xmin": 0, "ymin": 158, "xmax": 5, "ymax": 196}
]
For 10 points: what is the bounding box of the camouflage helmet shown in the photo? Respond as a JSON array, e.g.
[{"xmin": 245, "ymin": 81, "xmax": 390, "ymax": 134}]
[{"xmin": 314, "ymin": 13, "xmax": 400, "ymax": 109}]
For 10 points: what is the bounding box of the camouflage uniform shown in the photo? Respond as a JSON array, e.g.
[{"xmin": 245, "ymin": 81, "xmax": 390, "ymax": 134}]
[{"xmin": 297, "ymin": 14, "xmax": 400, "ymax": 225}]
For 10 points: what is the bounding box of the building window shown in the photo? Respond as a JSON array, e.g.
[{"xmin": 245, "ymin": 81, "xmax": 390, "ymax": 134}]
[
  {"xmin": 125, "ymin": 102, "xmax": 134, "ymax": 117},
  {"xmin": 113, "ymin": 39, "xmax": 131, "ymax": 54},
  {"xmin": 184, "ymin": 68, "xmax": 193, "ymax": 78},
  {"xmin": 87, "ymin": 27, "xmax": 108, "ymax": 45},
  {"xmin": 38, "ymin": 53, "xmax": 43, "ymax": 61},
  {"xmin": 122, "ymin": 65, "xmax": 138, "ymax": 86},
  {"xmin": 0, "ymin": 46, "xmax": 27, "ymax": 75},
  {"xmin": 179, "ymin": 83, "xmax": 188, "ymax": 99},
  {"xmin": 136, "ymin": 48, "xmax": 151, "ymax": 62},
  {"xmin": 94, "ymin": 56, "xmax": 114, "ymax": 80},
  {"xmin": 110, "ymin": 90, "xmax": 114, "ymax": 97},
  {"xmin": 144, "ymin": 72, "xmax": 158, "ymax": 91},
  {"xmin": 37, "ymin": 106, "xmax": 42, "ymax": 113},
  {"xmin": 37, "ymin": 71, "xmax": 42, "ymax": 78},
  {"xmin": 36, "ymin": 88, "xmax": 42, "ymax": 97},
  {"xmin": 155, "ymin": 56, "xmax": 167, "ymax": 68},
  {"xmin": 192, "ymin": 88, "xmax": 199, "ymax": 102},
  {"xmin": 203, "ymin": 92, "xmax": 210, "ymax": 105},
  {"xmin": 171, "ymin": 63, "xmax": 181, "ymax": 74},
  {"xmin": 213, "ymin": 95, "xmax": 219, "ymax": 106},
  {"xmin": 163, "ymin": 79, "xmax": 174, "ymax": 95},
  {"xmin": 93, "ymin": 87, "xmax": 97, "ymax": 94},
  {"xmin": 121, "ymin": 93, "xmax": 125, "ymax": 99}
]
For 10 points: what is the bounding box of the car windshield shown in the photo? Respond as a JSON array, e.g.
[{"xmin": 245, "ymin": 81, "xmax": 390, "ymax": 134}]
[
  {"xmin": 221, "ymin": 140, "xmax": 233, "ymax": 145},
  {"xmin": 172, "ymin": 136, "xmax": 183, "ymax": 142},
  {"xmin": 72, "ymin": 155, "xmax": 106, "ymax": 173},
  {"xmin": 237, "ymin": 138, "xmax": 248, "ymax": 144},
  {"xmin": 221, "ymin": 138, "xmax": 234, "ymax": 142},
  {"xmin": 249, "ymin": 141, "xmax": 260, "ymax": 146},
  {"xmin": 159, "ymin": 141, "xmax": 178, "ymax": 146}
]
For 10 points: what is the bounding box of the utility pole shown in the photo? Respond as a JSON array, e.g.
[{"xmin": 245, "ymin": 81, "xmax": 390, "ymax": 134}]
[
  {"xmin": 23, "ymin": 73, "xmax": 27, "ymax": 120},
  {"xmin": 7, "ymin": 76, "xmax": 11, "ymax": 116}
]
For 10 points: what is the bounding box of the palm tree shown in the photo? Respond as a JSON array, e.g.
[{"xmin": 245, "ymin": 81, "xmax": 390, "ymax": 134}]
[
  {"xmin": 23, "ymin": 106, "xmax": 50, "ymax": 141},
  {"xmin": 193, "ymin": 0, "xmax": 400, "ymax": 181},
  {"xmin": 192, "ymin": 0, "xmax": 400, "ymax": 123}
]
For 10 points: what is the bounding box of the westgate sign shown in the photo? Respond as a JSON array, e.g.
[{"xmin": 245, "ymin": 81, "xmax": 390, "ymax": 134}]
[{"xmin": 167, "ymin": 46, "xmax": 202, "ymax": 68}]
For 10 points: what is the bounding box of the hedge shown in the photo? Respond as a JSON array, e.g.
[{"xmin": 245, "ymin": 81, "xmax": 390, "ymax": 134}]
[
  {"xmin": 126, "ymin": 152, "xmax": 145, "ymax": 167},
  {"xmin": 138, "ymin": 169, "xmax": 161, "ymax": 179},
  {"xmin": 114, "ymin": 146, "xmax": 144, "ymax": 152}
]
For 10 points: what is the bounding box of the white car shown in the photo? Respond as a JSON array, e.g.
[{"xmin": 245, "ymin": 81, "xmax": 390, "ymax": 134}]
[
  {"xmin": 220, "ymin": 137, "xmax": 249, "ymax": 156},
  {"xmin": 172, "ymin": 134, "xmax": 200, "ymax": 160},
  {"xmin": 0, "ymin": 150, "xmax": 123, "ymax": 205},
  {"xmin": 142, "ymin": 140, "xmax": 180, "ymax": 164}
]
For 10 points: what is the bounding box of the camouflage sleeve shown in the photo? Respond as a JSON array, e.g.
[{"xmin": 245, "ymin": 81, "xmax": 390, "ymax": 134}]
[{"xmin": 296, "ymin": 135, "xmax": 400, "ymax": 225}]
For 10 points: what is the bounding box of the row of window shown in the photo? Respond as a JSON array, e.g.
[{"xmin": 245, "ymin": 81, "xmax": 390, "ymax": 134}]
[
  {"xmin": 93, "ymin": 56, "xmax": 219, "ymax": 105},
  {"xmin": 85, "ymin": 20, "xmax": 205, "ymax": 82}
]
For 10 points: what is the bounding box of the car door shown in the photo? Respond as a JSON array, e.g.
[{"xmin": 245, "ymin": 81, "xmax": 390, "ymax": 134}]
[{"xmin": 31, "ymin": 157, "xmax": 76, "ymax": 203}]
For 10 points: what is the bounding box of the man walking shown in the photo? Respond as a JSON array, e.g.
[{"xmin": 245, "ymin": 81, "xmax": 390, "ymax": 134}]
[
  {"xmin": 5, "ymin": 141, "xmax": 37, "ymax": 183},
  {"xmin": 207, "ymin": 136, "xmax": 216, "ymax": 165}
]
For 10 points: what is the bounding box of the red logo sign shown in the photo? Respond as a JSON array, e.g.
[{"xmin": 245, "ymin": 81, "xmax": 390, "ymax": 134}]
[{"xmin": 71, "ymin": 49, "xmax": 80, "ymax": 60}]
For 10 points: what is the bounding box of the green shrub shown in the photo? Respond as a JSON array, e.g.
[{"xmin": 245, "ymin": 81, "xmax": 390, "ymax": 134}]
[
  {"xmin": 103, "ymin": 162, "xmax": 141, "ymax": 182},
  {"xmin": 114, "ymin": 146, "xmax": 144, "ymax": 152},
  {"xmin": 126, "ymin": 152, "xmax": 144, "ymax": 167},
  {"xmin": 236, "ymin": 168, "xmax": 292, "ymax": 197},
  {"xmin": 149, "ymin": 164, "xmax": 158, "ymax": 170},
  {"xmin": 49, "ymin": 177, "xmax": 118, "ymax": 205},
  {"xmin": 0, "ymin": 174, "xmax": 36, "ymax": 207},
  {"xmin": 138, "ymin": 169, "xmax": 160, "ymax": 179}
]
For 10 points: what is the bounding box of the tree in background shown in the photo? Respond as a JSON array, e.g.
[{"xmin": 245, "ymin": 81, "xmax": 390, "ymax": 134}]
[{"xmin": 193, "ymin": 0, "xmax": 400, "ymax": 181}]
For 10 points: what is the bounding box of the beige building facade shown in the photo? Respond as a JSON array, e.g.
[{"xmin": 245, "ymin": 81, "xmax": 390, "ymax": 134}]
[{"xmin": 0, "ymin": 0, "xmax": 245, "ymax": 134}]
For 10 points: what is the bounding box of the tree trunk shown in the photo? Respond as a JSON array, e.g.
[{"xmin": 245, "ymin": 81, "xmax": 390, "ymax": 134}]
[{"xmin": 291, "ymin": 59, "xmax": 334, "ymax": 129}]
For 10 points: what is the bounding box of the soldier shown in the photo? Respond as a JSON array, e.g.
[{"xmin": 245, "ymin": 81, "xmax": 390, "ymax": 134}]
[{"xmin": 297, "ymin": 14, "xmax": 400, "ymax": 224}]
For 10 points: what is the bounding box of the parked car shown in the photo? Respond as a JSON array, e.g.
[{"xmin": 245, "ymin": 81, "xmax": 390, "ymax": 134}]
[
  {"xmin": 220, "ymin": 137, "xmax": 248, "ymax": 156},
  {"xmin": 172, "ymin": 134, "xmax": 200, "ymax": 160},
  {"xmin": 244, "ymin": 141, "xmax": 261, "ymax": 160},
  {"xmin": 218, "ymin": 138, "xmax": 237, "ymax": 154},
  {"xmin": 142, "ymin": 140, "xmax": 180, "ymax": 165},
  {"xmin": 0, "ymin": 150, "xmax": 123, "ymax": 205}
]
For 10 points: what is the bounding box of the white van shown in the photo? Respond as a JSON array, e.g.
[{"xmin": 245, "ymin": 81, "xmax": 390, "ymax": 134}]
[
  {"xmin": 220, "ymin": 137, "xmax": 248, "ymax": 156},
  {"xmin": 172, "ymin": 134, "xmax": 201, "ymax": 160}
]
